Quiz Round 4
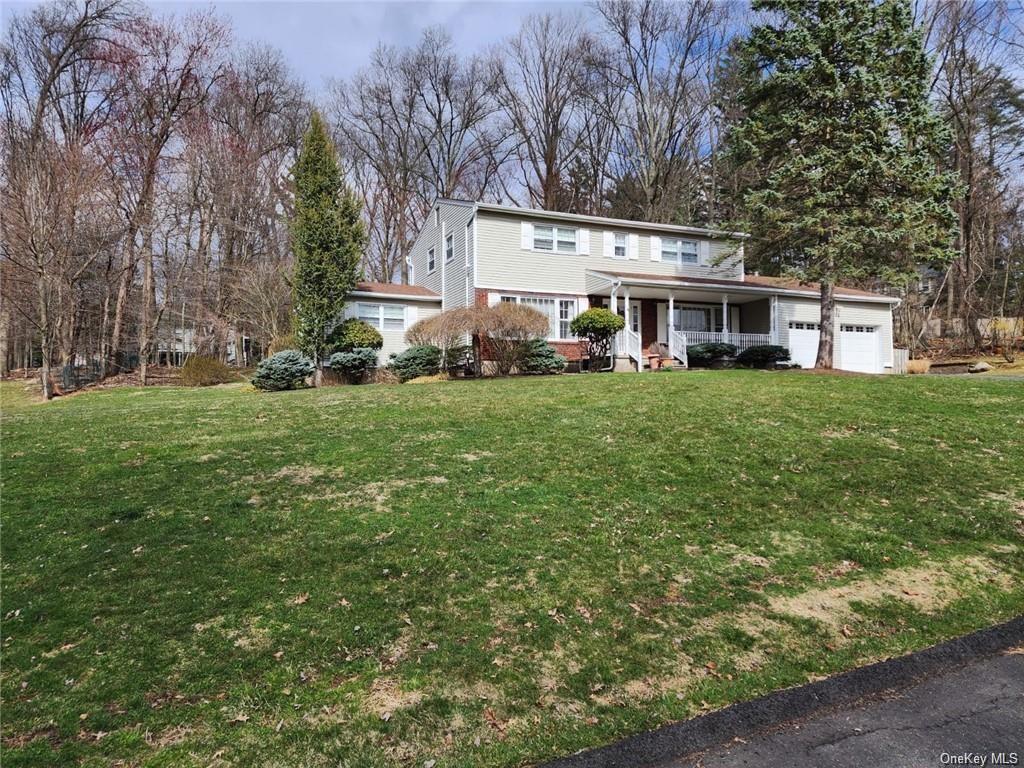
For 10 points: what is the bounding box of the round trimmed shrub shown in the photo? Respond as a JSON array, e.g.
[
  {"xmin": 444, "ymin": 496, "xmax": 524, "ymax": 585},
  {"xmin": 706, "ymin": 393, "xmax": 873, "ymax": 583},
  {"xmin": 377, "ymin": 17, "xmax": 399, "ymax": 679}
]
[
  {"xmin": 736, "ymin": 344, "xmax": 790, "ymax": 368},
  {"xmin": 252, "ymin": 349, "xmax": 315, "ymax": 391},
  {"xmin": 519, "ymin": 339, "xmax": 567, "ymax": 374},
  {"xmin": 328, "ymin": 347, "xmax": 378, "ymax": 382},
  {"xmin": 389, "ymin": 345, "xmax": 441, "ymax": 382},
  {"xmin": 180, "ymin": 355, "xmax": 237, "ymax": 387},
  {"xmin": 328, "ymin": 318, "xmax": 383, "ymax": 353},
  {"xmin": 686, "ymin": 342, "xmax": 738, "ymax": 366},
  {"xmin": 570, "ymin": 308, "xmax": 624, "ymax": 371}
]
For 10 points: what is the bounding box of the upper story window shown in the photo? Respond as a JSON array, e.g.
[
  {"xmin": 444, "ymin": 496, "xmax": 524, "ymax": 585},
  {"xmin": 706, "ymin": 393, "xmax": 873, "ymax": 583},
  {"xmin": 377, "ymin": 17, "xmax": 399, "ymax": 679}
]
[
  {"xmin": 434, "ymin": 208, "xmax": 440, "ymax": 226},
  {"xmin": 661, "ymin": 237, "xmax": 699, "ymax": 265},
  {"xmin": 427, "ymin": 246, "xmax": 436, "ymax": 272},
  {"xmin": 614, "ymin": 233, "xmax": 627, "ymax": 259},
  {"xmin": 445, "ymin": 233, "xmax": 454, "ymax": 262},
  {"xmin": 534, "ymin": 224, "xmax": 576, "ymax": 253}
]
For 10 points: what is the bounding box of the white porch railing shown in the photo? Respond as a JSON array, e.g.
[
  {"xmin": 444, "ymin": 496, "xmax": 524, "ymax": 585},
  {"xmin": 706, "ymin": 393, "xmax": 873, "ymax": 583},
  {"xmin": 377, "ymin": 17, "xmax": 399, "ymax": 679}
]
[
  {"xmin": 684, "ymin": 331, "xmax": 773, "ymax": 351},
  {"xmin": 669, "ymin": 330, "xmax": 689, "ymax": 367},
  {"xmin": 615, "ymin": 327, "xmax": 644, "ymax": 370}
]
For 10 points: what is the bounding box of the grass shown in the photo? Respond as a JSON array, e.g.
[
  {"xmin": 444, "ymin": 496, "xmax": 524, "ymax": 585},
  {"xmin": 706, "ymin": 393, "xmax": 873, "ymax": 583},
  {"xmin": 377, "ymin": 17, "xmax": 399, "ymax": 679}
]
[{"xmin": 1, "ymin": 371, "xmax": 1022, "ymax": 767}]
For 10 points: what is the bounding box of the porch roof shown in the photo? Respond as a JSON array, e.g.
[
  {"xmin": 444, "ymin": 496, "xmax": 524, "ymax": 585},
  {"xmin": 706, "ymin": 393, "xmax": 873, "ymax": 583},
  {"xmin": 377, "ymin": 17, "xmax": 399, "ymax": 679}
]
[{"xmin": 586, "ymin": 270, "xmax": 899, "ymax": 304}]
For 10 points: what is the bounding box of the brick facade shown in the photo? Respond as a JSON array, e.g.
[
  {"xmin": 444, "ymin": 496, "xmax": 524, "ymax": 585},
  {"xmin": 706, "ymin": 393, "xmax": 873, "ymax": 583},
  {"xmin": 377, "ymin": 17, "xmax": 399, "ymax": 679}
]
[{"xmin": 473, "ymin": 287, "xmax": 586, "ymax": 361}]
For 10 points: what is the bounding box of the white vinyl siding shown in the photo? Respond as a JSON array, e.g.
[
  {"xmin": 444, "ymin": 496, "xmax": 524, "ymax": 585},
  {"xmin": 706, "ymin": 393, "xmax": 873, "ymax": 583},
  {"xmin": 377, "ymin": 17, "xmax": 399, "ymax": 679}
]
[
  {"xmin": 498, "ymin": 293, "xmax": 578, "ymax": 340},
  {"xmin": 345, "ymin": 297, "xmax": 440, "ymax": 365},
  {"xmin": 479, "ymin": 212, "xmax": 742, "ymax": 293}
]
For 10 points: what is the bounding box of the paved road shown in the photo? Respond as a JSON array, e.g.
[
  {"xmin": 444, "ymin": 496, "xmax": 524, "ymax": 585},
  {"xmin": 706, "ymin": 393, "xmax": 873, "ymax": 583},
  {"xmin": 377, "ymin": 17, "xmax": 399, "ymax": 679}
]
[{"xmin": 675, "ymin": 650, "xmax": 1024, "ymax": 768}]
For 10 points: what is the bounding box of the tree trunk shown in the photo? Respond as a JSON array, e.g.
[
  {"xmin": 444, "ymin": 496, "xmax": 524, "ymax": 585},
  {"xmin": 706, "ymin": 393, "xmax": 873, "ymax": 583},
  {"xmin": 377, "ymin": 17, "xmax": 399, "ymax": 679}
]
[
  {"xmin": 0, "ymin": 306, "xmax": 9, "ymax": 378},
  {"xmin": 815, "ymin": 281, "xmax": 835, "ymax": 369},
  {"xmin": 36, "ymin": 271, "xmax": 53, "ymax": 399}
]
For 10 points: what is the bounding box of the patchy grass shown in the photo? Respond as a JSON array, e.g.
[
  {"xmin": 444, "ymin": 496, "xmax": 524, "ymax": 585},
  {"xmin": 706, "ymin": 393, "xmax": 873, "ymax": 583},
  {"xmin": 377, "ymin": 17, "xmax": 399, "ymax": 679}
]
[{"xmin": 1, "ymin": 371, "xmax": 1022, "ymax": 767}]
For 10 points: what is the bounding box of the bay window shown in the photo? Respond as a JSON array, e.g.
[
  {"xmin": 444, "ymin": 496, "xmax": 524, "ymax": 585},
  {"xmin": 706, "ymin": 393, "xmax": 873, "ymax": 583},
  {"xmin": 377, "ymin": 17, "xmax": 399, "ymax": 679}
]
[{"xmin": 499, "ymin": 294, "xmax": 578, "ymax": 340}]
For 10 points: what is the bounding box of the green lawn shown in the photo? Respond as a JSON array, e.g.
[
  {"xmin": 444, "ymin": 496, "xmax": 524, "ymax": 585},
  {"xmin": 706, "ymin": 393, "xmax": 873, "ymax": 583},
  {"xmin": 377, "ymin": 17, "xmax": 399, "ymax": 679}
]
[{"xmin": 1, "ymin": 371, "xmax": 1022, "ymax": 767}]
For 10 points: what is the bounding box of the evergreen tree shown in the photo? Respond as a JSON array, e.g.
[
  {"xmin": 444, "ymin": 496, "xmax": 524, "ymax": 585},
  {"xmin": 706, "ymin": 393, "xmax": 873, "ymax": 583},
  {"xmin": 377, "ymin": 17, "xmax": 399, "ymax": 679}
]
[
  {"xmin": 291, "ymin": 111, "xmax": 365, "ymax": 382},
  {"xmin": 729, "ymin": 0, "xmax": 959, "ymax": 367}
]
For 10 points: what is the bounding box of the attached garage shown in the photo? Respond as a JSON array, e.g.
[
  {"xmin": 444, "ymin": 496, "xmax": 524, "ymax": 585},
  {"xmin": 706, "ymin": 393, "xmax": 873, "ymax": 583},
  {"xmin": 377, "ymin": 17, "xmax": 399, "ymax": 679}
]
[
  {"xmin": 787, "ymin": 321, "xmax": 821, "ymax": 369},
  {"xmin": 778, "ymin": 296, "xmax": 895, "ymax": 373},
  {"xmin": 838, "ymin": 324, "xmax": 882, "ymax": 373}
]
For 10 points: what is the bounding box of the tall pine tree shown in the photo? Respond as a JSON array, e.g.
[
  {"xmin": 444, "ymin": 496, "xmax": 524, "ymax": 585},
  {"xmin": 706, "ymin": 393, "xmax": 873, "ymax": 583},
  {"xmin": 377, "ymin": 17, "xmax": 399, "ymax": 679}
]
[
  {"xmin": 729, "ymin": 0, "xmax": 959, "ymax": 367},
  {"xmin": 291, "ymin": 111, "xmax": 365, "ymax": 383}
]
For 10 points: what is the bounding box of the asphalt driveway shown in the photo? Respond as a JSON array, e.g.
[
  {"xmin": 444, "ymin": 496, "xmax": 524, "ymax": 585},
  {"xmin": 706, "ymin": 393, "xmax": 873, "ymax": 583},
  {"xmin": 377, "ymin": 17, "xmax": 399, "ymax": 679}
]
[
  {"xmin": 543, "ymin": 618, "xmax": 1024, "ymax": 768},
  {"xmin": 676, "ymin": 649, "xmax": 1023, "ymax": 768}
]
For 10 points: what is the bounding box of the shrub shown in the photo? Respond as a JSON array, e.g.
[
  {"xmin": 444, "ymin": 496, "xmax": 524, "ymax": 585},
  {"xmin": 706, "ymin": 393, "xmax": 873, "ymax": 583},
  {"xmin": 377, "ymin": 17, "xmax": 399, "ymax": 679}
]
[
  {"xmin": 570, "ymin": 308, "xmax": 624, "ymax": 371},
  {"xmin": 327, "ymin": 347, "xmax": 378, "ymax": 382},
  {"xmin": 389, "ymin": 345, "xmax": 441, "ymax": 382},
  {"xmin": 180, "ymin": 355, "xmax": 237, "ymax": 387},
  {"xmin": 519, "ymin": 339, "xmax": 566, "ymax": 374},
  {"xmin": 252, "ymin": 349, "xmax": 315, "ymax": 391},
  {"xmin": 267, "ymin": 332, "xmax": 298, "ymax": 356},
  {"xmin": 907, "ymin": 358, "xmax": 931, "ymax": 374},
  {"xmin": 328, "ymin": 318, "xmax": 383, "ymax": 353},
  {"xmin": 686, "ymin": 342, "xmax": 738, "ymax": 365},
  {"xmin": 477, "ymin": 303, "xmax": 550, "ymax": 376},
  {"xmin": 736, "ymin": 344, "xmax": 790, "ymax": 368}
]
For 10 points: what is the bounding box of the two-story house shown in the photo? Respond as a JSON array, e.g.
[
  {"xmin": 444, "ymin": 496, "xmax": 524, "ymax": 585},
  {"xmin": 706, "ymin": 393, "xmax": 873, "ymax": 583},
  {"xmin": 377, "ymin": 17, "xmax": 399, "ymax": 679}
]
[{"xmin": 351, "ymin": 199, "xmax": 900, "ymax": 373}]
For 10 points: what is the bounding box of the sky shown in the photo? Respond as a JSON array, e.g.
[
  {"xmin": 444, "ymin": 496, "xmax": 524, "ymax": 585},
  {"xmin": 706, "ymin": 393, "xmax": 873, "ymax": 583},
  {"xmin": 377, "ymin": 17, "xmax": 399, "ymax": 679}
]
[{"xmin": 2, "ymin": 1, "xmax": 589, "ymax": 96}]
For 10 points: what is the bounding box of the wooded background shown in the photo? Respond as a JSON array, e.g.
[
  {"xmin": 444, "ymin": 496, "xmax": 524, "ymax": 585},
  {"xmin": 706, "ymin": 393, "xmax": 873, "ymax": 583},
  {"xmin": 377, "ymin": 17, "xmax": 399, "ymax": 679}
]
[{"xmin": 2, "ymin": 0, "xmax": 1021, "ymax": 387}]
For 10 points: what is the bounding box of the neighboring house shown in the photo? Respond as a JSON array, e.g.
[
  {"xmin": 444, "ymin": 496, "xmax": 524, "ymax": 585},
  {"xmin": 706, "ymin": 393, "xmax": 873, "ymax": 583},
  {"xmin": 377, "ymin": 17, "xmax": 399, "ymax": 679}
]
[
  {"xmin": 376, "ymin": 199, "xmax": 900, "ymax": 373},
  {"xmin": 341, "ymin": 281, "xmax": 442, "ymax": 364}
]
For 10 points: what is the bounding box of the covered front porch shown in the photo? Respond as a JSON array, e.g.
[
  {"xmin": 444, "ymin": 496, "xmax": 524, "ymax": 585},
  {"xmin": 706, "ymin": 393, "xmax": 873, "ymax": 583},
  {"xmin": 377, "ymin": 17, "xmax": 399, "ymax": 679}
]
[{"xmin": 586, "ymin": 270, "xmax": 780, "ymax": 371}]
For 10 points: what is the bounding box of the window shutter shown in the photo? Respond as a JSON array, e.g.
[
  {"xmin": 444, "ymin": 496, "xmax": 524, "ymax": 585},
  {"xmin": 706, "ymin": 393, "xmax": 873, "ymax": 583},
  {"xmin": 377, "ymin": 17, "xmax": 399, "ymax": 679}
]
[
  {"xmin": 603, "ymin": 231, "xmax": 614, "ymax": 258},
  {"xmin": 406, "ymin": 305, "xmax": 417, "ymax": 325},
  {"xmin": 699, "ymin": 240, "xmax": 710, "ymax": 264},
  {"xmin": 521, "ymin": 222, "xmax": 533, "ymax": 250},
  {"xmin": 578, "ymin": 228, "xmax": 590, "ymax": 254},
  {"xmin": 650, "ymin": 235, "xmax": 662, "ymax": 261},
  {"xmin": 487, "ymin": 291, "xmax": 498, "ymax": 306},
  {"xmin": 628, "ymin": 233, "xmax": 640, "ymax": 260}
]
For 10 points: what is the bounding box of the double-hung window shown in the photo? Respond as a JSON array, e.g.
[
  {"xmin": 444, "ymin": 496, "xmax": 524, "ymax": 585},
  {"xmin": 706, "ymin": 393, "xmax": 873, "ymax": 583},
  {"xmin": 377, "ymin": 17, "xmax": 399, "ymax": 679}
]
[
  {"xmin": 614, "ymin": 232, "xmax": 627, "ymax": 259},
  {"xmin": 533, "ymin": 225, "xmax": 577, "ymax": 253},
  {"xmin": 661, "ymin": 237, "xmax": 699, "ymax": 265},
  {"xmin": 445, "ymin": 233, "xmax": 454, "ymax": 262},
  {"xmin": 356, "ymin": 303, "xmax": 405, "ymax": 331},
  {"xmin": 499, "ymin": 294, "xmax": 577, "ymax": 340},
  {"xmin": 383, "ymin": 305, "xmax": 405, "ymax": 330},
  {"xmin": 427, "ymin": 246, "xmax": 436, "ymax": 272}
]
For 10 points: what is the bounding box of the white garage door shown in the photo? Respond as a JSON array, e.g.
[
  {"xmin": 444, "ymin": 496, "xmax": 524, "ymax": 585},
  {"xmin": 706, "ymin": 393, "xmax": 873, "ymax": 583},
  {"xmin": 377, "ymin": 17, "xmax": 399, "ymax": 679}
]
[
  {"xmin": 788, "ymin": 322, "xmax": 820, "ymax": 368},
  {"xmin": 839, "ymin": 325, "xmax": 881, "ymax": 373}
]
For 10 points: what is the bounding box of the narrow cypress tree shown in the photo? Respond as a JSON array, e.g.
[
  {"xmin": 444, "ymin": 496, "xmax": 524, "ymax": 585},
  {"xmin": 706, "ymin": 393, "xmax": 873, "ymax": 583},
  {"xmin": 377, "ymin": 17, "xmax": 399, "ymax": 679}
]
[
  {"xmin": 729, "ymin": 0, "xmax": 959, "ymax": 367},
  {"xmin": 291, "ymin": 111, "xmax": 365, "ymax": 383}
]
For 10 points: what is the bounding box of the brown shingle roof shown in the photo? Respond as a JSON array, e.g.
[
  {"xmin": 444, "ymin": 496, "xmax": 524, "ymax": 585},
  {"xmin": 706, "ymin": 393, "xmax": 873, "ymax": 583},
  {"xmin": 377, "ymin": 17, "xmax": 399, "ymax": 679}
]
[{"xmin": 352, "ymin": 281, "xmax": 440, "ymax": 298}]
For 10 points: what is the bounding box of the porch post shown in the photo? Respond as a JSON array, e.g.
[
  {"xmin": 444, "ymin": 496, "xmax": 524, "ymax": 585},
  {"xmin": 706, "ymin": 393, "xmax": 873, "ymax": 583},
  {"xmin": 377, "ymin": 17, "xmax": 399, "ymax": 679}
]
[
  {"xmin": 623, "ymin": 287, "xmax": 633, "ymax": 369},
  {"xmin": 668, "ymin": 293, "xmax": 675, "ymax": 359},
  {"xmin": 610, "ymin": 286, "xmax": 618, "ymax": 359},
  {"xmin": 721, "ymin": 294, "xmax": 730, "ymax": 344},
  {"xmin": 770, "ymin": 295, "xmax": 779, "ymax": 345}
]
